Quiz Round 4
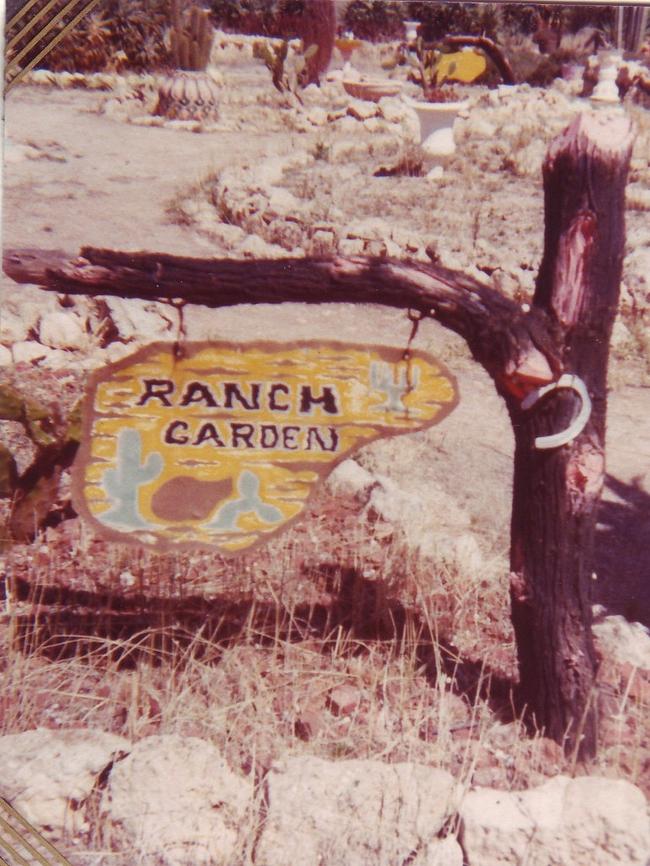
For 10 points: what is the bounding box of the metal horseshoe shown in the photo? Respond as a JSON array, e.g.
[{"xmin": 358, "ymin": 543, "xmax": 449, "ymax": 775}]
[{"xmin": 520, "ymin": 373, "xmax": 592, "ymax": 450}]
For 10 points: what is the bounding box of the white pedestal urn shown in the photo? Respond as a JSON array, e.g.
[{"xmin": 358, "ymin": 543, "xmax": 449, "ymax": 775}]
[
  {"xmin": 591, "ymin": 50, "xmax": 622, "ymax": 104},
  {"xmin": 335, "ymin": 36, "xmax": 362, "ymax": 78},
  {"xmin": 404, "ymin": 96, "xmax": 469, "ymax": 171},
  {"xmin": 404, "ymin": 20, "xmax": 420, "ymax": 43}
]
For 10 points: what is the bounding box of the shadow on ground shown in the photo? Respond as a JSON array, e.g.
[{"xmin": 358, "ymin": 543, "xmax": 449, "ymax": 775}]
[
  {"xmin": 4, "ymin": 564, "xmax": 518, "ymax": 723},
  {"xmin": 594, "ymin": 474, "xmax": 650, "ymax": 627}
]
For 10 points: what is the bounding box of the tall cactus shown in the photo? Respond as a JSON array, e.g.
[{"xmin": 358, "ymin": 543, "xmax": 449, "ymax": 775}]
[
  {"xmin": 155, "ymin": 0, "xmax": 220, "ymax": 121},
  {"xmin": 170, "ymin": 0, "xmax": 212, "ymax": 71},
  {"xmin": 616, "ymin": 6, "xmax": 649, "ymax": 53}
]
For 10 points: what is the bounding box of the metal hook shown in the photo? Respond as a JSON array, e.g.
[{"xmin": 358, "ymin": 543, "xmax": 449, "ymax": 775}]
[{"xmin": 521, "ymin": 373, "xmax": 592, "ymax": 450}]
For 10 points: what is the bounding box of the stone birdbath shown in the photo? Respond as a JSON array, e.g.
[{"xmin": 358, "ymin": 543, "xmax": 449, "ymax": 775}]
[{"xmin": 342, "ymin": 77, "xmax": 403, "ymax": 102}]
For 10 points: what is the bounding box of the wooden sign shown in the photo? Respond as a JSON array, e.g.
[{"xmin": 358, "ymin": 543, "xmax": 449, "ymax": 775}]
[{"xmin": 73, "ymin": 342, "xmax": 458, "ymax": 552}]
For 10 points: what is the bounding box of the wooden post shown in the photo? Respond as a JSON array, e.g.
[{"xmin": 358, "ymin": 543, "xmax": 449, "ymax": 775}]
[
  {"xmin": 2, "ymin": 110, "xmax": 635, "ymax": 758},
  {"xmin": 504, "ymin": 111, "xmax": 634, "ymax": 758}
]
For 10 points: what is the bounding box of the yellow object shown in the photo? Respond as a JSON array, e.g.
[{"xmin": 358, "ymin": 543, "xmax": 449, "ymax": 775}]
[
  {"xmin": 74, "ymin": 341, "xmax": 458, "ymax": 552},
  {"xmin": 435, "ymin": 49, "xmax": 486, "ymax": 85}
]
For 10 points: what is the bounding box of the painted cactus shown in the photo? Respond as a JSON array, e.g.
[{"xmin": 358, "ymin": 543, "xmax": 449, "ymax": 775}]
[
  {"xmin": 370, "ymin": 362, "xmax": 420, "ymax": 413},
  {"xmin": 102, "ymin": 429, "xmax": 163, "ymax": 530},
  {"xmin": 155, "ymin": 0, "xmax": 219, "ymax": 122}
]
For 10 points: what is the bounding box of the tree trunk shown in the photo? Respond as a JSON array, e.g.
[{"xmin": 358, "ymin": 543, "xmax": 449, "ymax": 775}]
[
  {"xmin": 505, "ymin": 111, "xmax": 634, "ymax": 758},
  {"xmin": 2, "ymin": 110, "xmax": 635, "ymax": 758}
]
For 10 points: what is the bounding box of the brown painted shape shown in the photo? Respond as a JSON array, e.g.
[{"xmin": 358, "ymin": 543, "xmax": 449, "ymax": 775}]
[{"xmin": 150, "ymin": 476, "xmax": 233, "ymax": 522}]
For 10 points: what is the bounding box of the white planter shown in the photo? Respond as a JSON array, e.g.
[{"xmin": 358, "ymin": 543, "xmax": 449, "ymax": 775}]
[
  {"xmin": 591, "ymin": 50, "xmax": 622, "ymax": 104},
  {"xmin": 404, "ymin": 97, "xmax": 469, "ymax": 160},
  {"xmin": 404, "ymin": 20, "xmax": 420, "ymax": 42}
]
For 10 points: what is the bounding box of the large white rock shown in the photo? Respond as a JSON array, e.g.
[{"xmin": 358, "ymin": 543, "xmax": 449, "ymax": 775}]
[
  {"xmin": 39, "ymin": 311, "xmax": 87, "ymax": 351},
  {"xmin": 103, "ymin": 735, "xmax": 253, "ymax": 866},
  {"xmin": 103, "ymin": 298, "xmax": 175, "ymax": 343},
  {"xmin": 460, "ymin": 776, "xmax": 650, "ymax": 866},
  {"xmin": 11, "ymin": 340, "xmax": 52, "ymax": 365},
  {"xmin": 592, "ymin": 612, "xmax": 650, "ymax": 670},
  {"xmin": 327, "ymin": 460, "xmax": 481, "ymax": 571},
  {"xmin": 256, "ymin": 756, "xmax": 460, "ymax": 866},
  {"xmin": 0, "ymin": 728, "xmax": 129, "ymax": 836},
  {"xmin": 0, "ymin": 311, "xmax": 34, "ymax": 343}
]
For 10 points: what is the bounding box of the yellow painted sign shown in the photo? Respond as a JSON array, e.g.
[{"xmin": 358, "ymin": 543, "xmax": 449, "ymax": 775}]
[
  {"xmin": 73, "ymin": 342, "xmax": 458, "ymax": 552},
  {"xmin": 435, "ymin": 50, "xmax": 487, "ymax": 85}
]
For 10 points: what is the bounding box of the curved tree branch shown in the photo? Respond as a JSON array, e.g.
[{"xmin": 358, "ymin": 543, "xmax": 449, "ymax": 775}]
[{"xmin": 3, "ymin": 246, "xmax": 560, "ymax": 392}]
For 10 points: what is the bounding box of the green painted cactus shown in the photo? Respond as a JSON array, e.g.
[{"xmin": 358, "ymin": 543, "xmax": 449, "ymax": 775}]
[
  {"xmin": 102, "ymin": 429, "xmax": 163, "ymax": 530},
  {"xmin": 0, "ymin": 384, "xmax": 82, "ymax": 542}
]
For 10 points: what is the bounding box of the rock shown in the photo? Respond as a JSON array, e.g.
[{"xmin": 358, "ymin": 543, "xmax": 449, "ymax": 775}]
[
  {"xmin": 347, "ymin": 99, "xmax": 377, "ymax": 121},
  {"xmin": 330, "ymin": 138, "xmax": 369, "ymax": 162},
  {"xmin": 0, "ymin": 285, "xmax": 58, "ymax": 337},
  {"xmin": 610, "ymin": 317, "xmax": 634, "ymax": 352},
  {"xmin": 267, "ymin": 187, "xmax": 302, "ymax": 217},
  {"xmin": 294, "ymin": 707, "xmax": 326, "ymax": 741},
  {"xmin": 334, "ymin": 116, "xmax": 361, "ymax": 135},
  {"xmin": 39, "ymin": 311, "xmax": 87, "ymax": 350},
  {"xmin": 344, "ymin": 217, "xmax": 392, "ymax": 241},
  {"xmin": 460, "ymin": 776, "xmax": 650, "ymax": 866},
  {"xmin": 103, "ymin": 735, "xmax": 252, "ymax": 866},
  {"xmin": 627, "ymin": 183, "xmax": 650, "ymax": 211},
  {"xmin": 208, "ymin": 222, "xmax": 247, "ymax": 249},
  {"xmin": 0, "ymin": 345, "xmax": 12, "ymax": 365},
  {"xmin": 237, "ymin": 234, "xmax": 291, "ymax": 259},
  {"xmin": 309, "ymin": 228, "xmax": 337, "ymax": 256},
  {"xmin": 0, "ymin": 728, "xmax": 129, "ymax": 836},
  {"xmin": 256, "ymin": 756, "xmax": 458, "ymax": 866},
  {"xmin": 426, "ymin": 165, "xmax": 445, "ymax": 182},
  {"xmin": 338, "ymin": 237, "xmax": 366, "ymax": 256},
  {"xmin": 377, "ymin": 96, "xmax": 411, "ymax": 125},
  {"xmin": 0, "ymin": 311, "xmax": 32, "ymax": 343},
  {"xmin": 103, "ymin": 298, "xmax": 175, "ymax": 343},
  {"xmin": 41, "ymin": 348, "xmax": 84, "ymax": 369},
  {"xmin": 327, "ymin": 459, "xmax": 376, "ymax": 499},
  {"xmin": 425, "ymin": 532, "xmax": 484, "ymax": 574},
  {"xmin": 363, "ymin": 117, "xmax": 382, "ymax": 133},
  {"xmin": 327, "ymin": 684, "xmax": 362, "ymax": 716},
  {"xmin": 306, "ymin": 107, "xmax": 328, "ymax": 126},
  {"xmin": 12, "ymin": 340, "xmax": 51, "ymax": 364},
  {"xmin": 592, "ymin": 613, "xmax": 650, "ymax": 670}
]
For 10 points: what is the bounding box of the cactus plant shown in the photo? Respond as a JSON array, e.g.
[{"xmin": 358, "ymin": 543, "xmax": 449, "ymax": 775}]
[
  {"xmin": 0, "ymin": 385, "xmax": 82, "ymax": 542},
  {"xmin": 253, "ymin": 38, "xmax": 318, "ymax": 100},
  {"xmin": 155, "ymin": 0, "xmax": 220, "ymax": 122}
]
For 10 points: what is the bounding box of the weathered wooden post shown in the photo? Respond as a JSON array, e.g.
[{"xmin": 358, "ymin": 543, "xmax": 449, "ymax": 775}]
[
  {"xmin": 503, "ymin": 110, "xmax": 635, "ymax": 758},
  {"xmin": 3, "ymin": 109, "xmax": 635, "ymax": 759}
]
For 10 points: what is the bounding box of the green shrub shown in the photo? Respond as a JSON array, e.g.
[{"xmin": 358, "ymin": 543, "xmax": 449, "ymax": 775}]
[{"xmin": 342, "ymin": 0, "xmax": 403, "ymax": 42}]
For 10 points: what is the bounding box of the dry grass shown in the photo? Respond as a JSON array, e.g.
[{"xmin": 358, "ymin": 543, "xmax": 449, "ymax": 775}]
[{"xmin": 0, "ymin": 469, "xmax": 648, "ymax": 863}]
